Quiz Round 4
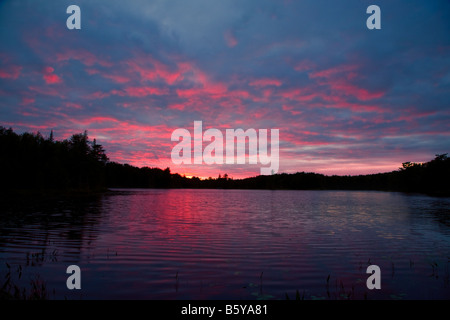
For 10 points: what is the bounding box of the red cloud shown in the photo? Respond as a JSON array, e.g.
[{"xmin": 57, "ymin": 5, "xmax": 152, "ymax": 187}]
[
  {"xmin": 43, "ymin": 66, "xmax": 62, "ymax": 84},
  {"xmin": 176, "ymin": 83, "xmax": 227, "ymax": 98},
  {"xmin": 43, "ymin": 74, "xmax": 62, "ymax": 84}
]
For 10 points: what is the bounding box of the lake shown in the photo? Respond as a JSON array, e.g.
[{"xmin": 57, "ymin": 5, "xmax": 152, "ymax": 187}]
[{"xmin": 1, "ymin": 189, "xmax": 449, "ymax": 300}]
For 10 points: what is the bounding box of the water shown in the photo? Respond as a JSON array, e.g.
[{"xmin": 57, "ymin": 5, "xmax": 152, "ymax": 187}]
[{"xmin": 1, "ymin": 189, "xmax": 449, "ymax": 300}]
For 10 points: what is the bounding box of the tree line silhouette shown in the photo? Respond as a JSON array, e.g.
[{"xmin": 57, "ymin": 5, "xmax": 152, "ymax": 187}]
[{"xmin": 1, "ymin": 127, "xmax": 449, "ymax": 196}]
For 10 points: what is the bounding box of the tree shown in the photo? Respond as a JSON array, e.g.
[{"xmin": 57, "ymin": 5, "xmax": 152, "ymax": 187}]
[
  {"xmin": 90, "ymin": 139, "xmax": 108, "ymax": 164},
  {"xmin": 434, "ymin": 153, "xmax": 448, "ymax": 162}
]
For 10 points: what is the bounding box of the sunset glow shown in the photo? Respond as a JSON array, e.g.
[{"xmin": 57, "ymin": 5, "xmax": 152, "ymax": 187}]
[{"xmin": 1, "ymin": 0, "xmax": 449, "ymax": 179}]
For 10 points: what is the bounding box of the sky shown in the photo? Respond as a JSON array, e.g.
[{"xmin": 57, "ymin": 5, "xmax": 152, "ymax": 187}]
[{"xmin": 1, "ymin": 0, "xmax": 449, "ymax": 179}]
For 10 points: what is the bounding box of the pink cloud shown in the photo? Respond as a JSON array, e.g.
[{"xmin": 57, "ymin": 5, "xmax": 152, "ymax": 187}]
[
  {"xmin": 278, "ymin": 88, "xmax": 317, "ymax": 102},
  {"xmin": 229, "ymin": 89, "xmax": 251, "ymax": 99},
  {"xmin": 168, "ymin": 103, "xmax": 186, "ymax": 111},
  {"xmin": 56, "ymin": 49, "xmax": 112, "ymax": 67},
  {"xmin": 126, "ymin": 56, "xmax": 189, "ymax": 85},
  {"xmin": 294, "ymin": 60, "xmax": 316, "ymax": 72},
  {"xmin": 282, "ymin": 104, "xmax": 302, "ymax": 115},
  {"xmin": 21, "ymin": 97, "xmax": 35, "ymax": 106},
  {"xmin": 249, "ymin": 78, "xmax": 282, "ymax": 87},
  {"xmin": 111, "ymin": 86, "xmax": 169, "ymax": 97},
  {"xmin": 87, "ymin": 91, "xmax": 110, "ymax": 99},
  {"xmin": 28, "ymin": 85, "xmax": 66, "ymax": 99},
  {"xmin": 103, "ymin": 74, "xmax": 130, "ymax": 84},
  {"xmin": 74, "ymin": 116, "xmax": 120, "ymax": 126},
  {"xmin": 0, "ymin": 65, "xmax": 22, "ymax": 80},
  {"xmin": 43, "ymin": 66, "xmax": 62, "ymax": 84},
  {"xmin": 2, "ymin": 121, "xmax": 58, "ymax": 132},
  {"xmin": 323, "ymin": 80, "xmax": 385, "ymax": 101},
  {"xmin": 308, "ymin": 64, "xmax": 385, "ymax": 101},
  {"xmin": 309, "ymin": 65, "xmax": 358, "ymax": 79},
  {"xmin": 65, "ymin": 102, "xmax": 83, "ymax": 109},
  {"xmin": 85, "ymin": 68, "xmax": 130, "ymax": 83},
  {"xmin": 44, "ymin": 25, "xmax": 65, "ymax": 40},
  {"xmin": 176, "ymin": 83, "xmax": 227, "ymax": 98},
  {"xmin": 43, "ymin": 74, "xmax": 62, "ymax": 84},
  {"xmin": 85, "ymin": 68, "xmax": 99, "ymax": 75}
]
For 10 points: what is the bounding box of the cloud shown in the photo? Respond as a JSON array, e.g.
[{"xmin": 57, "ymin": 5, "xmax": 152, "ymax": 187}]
[
  {"xmin": 43, "ymin": 66, "xmax": 62, "ymax": 84},
  {"xmin": 56, "ymin": 49, "xmax": 112, "ymax": 68},
  {"xmin": 249, "ymin": 78, "xmax": 282, "ymax": 87},
  {"xmin": 224, "ymin": 30, "xmax": 238, "ymax": 47},
  {"xmin": 0, "ymin": 65, "xmax": 21, "ymax": 80},
  {"xmin": 111, "ymin": 86, "xmax": 169, "ymax": 98},
  {"xmin": 0, "ymin": 0, "xmax": 449, "ymax": 178}
]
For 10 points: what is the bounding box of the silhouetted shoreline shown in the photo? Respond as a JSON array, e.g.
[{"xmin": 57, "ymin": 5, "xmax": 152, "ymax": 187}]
[{"xmin": 1, "ymin": 126, "xmax": 449, "ymax": 197}]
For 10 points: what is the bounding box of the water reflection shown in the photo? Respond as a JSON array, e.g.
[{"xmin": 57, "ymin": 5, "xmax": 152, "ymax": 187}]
[
  {"xmin": 1, "ymin": 190, "xmax": 449, "ymax": 300},
  {"xmin": 1, "ymin": 195, "xmax": 104, "ymax": 250},
  {"xmin": 0, "ymin": 194, "xmax": 105, "ymax": 299}
]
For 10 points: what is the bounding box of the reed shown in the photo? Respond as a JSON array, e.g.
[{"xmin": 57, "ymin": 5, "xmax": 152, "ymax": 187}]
[{"xmin": 1, "ymin": 262, "xmax": 49, "ymax": 300}]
